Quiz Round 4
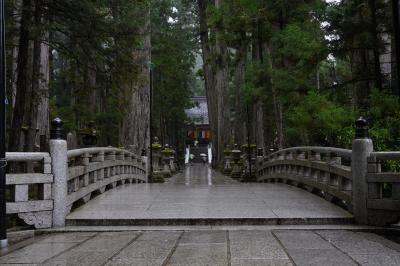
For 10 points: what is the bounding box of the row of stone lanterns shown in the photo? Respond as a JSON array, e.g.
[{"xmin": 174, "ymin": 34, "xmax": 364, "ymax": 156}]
[
  {"xmin": 223, "ymin": 144, "xmax": 264, "ymax": 182},
  {"xmin": 150, "ymin": 137, "xmax": 178, "ymax": 183}
]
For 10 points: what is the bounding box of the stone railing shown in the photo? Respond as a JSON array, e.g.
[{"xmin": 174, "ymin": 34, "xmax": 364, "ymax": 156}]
[
  {"xmin": 258, "ymin": 147, "xmax": 353, "ymax": 210},
  {"xmin": 4, "ymin": 118, "xmax": 147, "ymax": 230},
  {"xmin": 257, "ymin": 118, "xmax": 400, "ymax": 226},
  {"xmin": 366, "ymin": 152, "xmax": 400, "ymax": 225},
  {"xmin": 65, "ymin": 147, "xmax": 146, "ymax": 215},
  {"xmin": 5, "ymin": 153, "xmax": 53, "ymax": 229}
]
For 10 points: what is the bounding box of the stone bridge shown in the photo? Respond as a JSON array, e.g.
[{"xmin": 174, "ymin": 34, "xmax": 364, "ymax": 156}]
[{"xmin": 2, "ymin": 118, "xmax": 400, "ymax": 247}]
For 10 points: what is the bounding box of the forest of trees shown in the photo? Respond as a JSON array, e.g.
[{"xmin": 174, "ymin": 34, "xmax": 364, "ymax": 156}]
[
  {"xmin": 5, "ymin": 0, "xmax": 400, "ymax": 168},
  {"xmin": 198, "ymin": 0, "xmax": 400, "ymax": 166},
  {"xmin": 5, "ymin": 0, "xmax": 197, "ymax": 155}
]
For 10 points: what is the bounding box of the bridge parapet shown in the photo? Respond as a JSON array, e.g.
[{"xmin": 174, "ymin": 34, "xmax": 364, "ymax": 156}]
[
  {"xmin": 258, "ymin": 118, "xmax": 400, "ymax": 226},
  {"xmin": 65, "ymin": 147, "xmax": 146, "ymax": 215},
  {"xmin": 258, "ymin": 147, "xmax": 353, "ymax": 210},
  {"xmin": 366, "ymin": 152, "xmax": 400, "ymax": 225},
  {"xmin": 5, "ymin": 152, "xmax": 53, "ymax": 229},
  {"xmin": 4, "ymin": 118, "xmax": 147, "ymax": 229}
]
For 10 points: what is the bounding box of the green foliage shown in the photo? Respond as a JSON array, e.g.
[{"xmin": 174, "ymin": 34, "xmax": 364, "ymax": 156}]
[
  {"xmin": 241, "ymin": 144, "xmax": 257, "ymax": 149},
  {"xmin": 368, "ymin": 89, "xmax": 400, "ymax": 152},
  {"xmin": 151, "ymin": 0, "xmax": 198, "ymax": 146},
  {"xmin": 286, "ymin": 91, "xmax": 354, "ymax": 146},
  {"xmin": 161, "ymin": 148, "xmax": 175, "ymax": 154},
  {"xmin": 151, "ymin": 143, "xmax": 162, "ymax": 149}
]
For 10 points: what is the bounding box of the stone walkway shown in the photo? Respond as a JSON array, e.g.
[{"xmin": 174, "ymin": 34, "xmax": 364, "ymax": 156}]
[
  {"xmin": 66, "ymin": 164, "xmax": 352, "ymax": 225},
  {"xmin": 1, "ymin": 229, "xmax": 400, "ymax": 265}
]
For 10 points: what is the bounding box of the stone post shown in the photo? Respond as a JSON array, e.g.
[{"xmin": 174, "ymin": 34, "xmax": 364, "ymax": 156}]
[
  {"xmin": 49, "ymin": 118, "xmax": 68, "ymax": 227},
  {"xmin": 141, "ymin": 149, "xmax": 149, "ymax": 183},
  {"xmin": 352, "ymin": 117, "xmax": 373, "ymax": 224}
]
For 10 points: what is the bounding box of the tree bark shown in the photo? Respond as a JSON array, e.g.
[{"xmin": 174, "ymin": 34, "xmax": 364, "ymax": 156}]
[
  {"xmin": 233, "ymin": 43, "xmax": 246, "ymax": 144},
  {"xmin": 120, "ymin": 15, "xmax": 150, "ymax": 154},
  {"xmin": 9, "ymin": 0, "xmax": 31, "ymax": 152},
  {"xmin": 26, "ymin": 0, "xmax": 49, "ymax": 152},
  {"xmin": 198, "ymin": 0, "xmax": 219, "ymax": 166},
  {"xmin": 368, "ymin": 0, "xmax": 383, "ymax": 91},
  {"xmin": 213, "ymin": 0, "xmax": 231, "ymax": 166}
]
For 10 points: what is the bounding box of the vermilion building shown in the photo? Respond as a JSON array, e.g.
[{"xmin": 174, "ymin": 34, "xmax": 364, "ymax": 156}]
[{"xmin": 185, "ymin": 96, "xmax": 210, "ymax": 146}]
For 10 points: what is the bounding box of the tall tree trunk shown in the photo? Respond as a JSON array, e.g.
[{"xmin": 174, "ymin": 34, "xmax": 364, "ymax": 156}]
[
  {"xmin": 214, "ymin": 0, "xmax": 231, "ymax": 166},
  {"xmin": 233, "ymin": 43, "xmax": 246, "ymax": 145},
  {"xmin": 120, "ymin": 14, "xmax": 150, "ymax": 154},
  {"xmin": 368, "ymin": 0, "xmax": 383, "ymax": 90},
  {"xmin": 9, "ymin": 0, "xmax": 31, "ymax": 152},
  {"xmin": 26, "ymin": 0, "xmax": 42, "ymax": 152},
  {"xmin": 266, "ymin": 44, "xmax": 284, "ymax": 149},
  {"xmin": 198, "ymin": 0, "xmax": 219, "ymax": 166},
  {"xmin": 88, "ymin": 66, "xmax": 97, "ymax": 115}
]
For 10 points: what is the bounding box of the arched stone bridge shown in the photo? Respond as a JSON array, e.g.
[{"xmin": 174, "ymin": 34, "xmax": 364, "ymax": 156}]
[{"xmin": 3, "ymin": 118, "xmax": 400, "ymax": 230}]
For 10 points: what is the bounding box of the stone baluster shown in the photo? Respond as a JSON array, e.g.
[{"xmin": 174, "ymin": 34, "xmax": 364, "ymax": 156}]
[
  {"xmin": 367, "ymin": 156, "xmax": 381, "ymax": 200},
  {"xmin": 43, "ymin": 156, "xmax": 52, "ymax": 200},
  {"xmin": 297, "ymin": 152, "xmax": 306, "ymax": 160},
  {"xmin": 319, "ymin": 171, "xmax": 329, "ymax": 185},
  {"xmin": 285, "ymin": 152, "xmax": 294, "ymax": 160},
  {"xmin": 352, "ymin": 117, "xmax": 373, "ymax": 224},
  {"xmin": 116, "ymin": 152, "xmax": 125, "ymax": 161},
  {"xmin": 79, "ymin": 152, "xmax": 90, "ymax": 166},
  {"xmin": 106, "ymin": 151, "xmax": 116, "ymax": 161},
  {"xmin": 49, "ymin": 118, "xmax": 68, "ymax": 227},
  {"xmin": 330, "ymin": 155, "xmax": 342, "ymax": 165},
  {"xmin": 78, "ymin": 153, "xmax": 90, "ymax": 188},
  {"xmin": 92, "ymin": 151, "xmax": 105, "ymax": 162}
]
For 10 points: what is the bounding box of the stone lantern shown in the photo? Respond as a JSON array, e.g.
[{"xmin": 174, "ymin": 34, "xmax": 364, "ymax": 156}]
[
  {"xmin": 223, "ymin": 146, "xmax": 233, "ymax": 175},
  {"xmin": 161, "ymin": 144, "xmax": 173, "ymax": 178},
  {"xmin": 151, "ymin": 137, "xmax": 164, "ymax": 183},
  {"xmin": 231, "ymin": 144, "xmax": 243, "ymax": 179},
  {"xmin": 80, "ymin": 121, "xmax": 98, "ymax": 147}
]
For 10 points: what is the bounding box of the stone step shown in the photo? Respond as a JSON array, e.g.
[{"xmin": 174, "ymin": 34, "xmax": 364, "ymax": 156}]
[{"xmin": 66, "ymin": 217, "xmax": 354, "ymax": 227}]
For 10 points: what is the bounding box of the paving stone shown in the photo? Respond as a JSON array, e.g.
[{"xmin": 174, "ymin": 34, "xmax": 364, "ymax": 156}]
[
  {"xmin": 38, "ymin": 232, "xmax": 96, "ymax": 243},
  {"xmin": 231, "ymin": 258, "xmax": 293, "ymax": 266},
  {"xmin": 316, "ymin": 230, "xmax": 364, "ymax": 242},
  {"xmin": 41, "ymin": 232, "xmax": 140, "ymax": 265},
  {"xmin": 328, "ymin": 239, "xmax": 396, "ymax": 255},
  {"xmin": 356, "ymin": 232, "xmax": 400, "ymax": 252},
  {"xmin": 230, "ymin": 242, "xmax": 288, "ymax": 260},
  {"xmin": 105, "ymin": 258, "xmax": 165, "ymax": 266},
  {"xmin": 180, "ymin": 230, "xmax": 227, "ymax": 244},
  {"xmin": 113, "ymin": 240, "xmax": 177, "ymax": 260},
  {"xmin": 286, "ymin": 248, "xmax": 358, "ymax": 266},
  {"xmin": 138, "ymin": 231, "xmax": 182, "ymax": 241},
  {"xmin": 42, "ymin": 251, "xmax": 116, "ymax": 266},
  {"xmin": 0, "ymin": 264, "xmax": 38, "ymax": 266},
  {"xmin": 66, "ymin": 164, "xmax": 352, "ymax": 222},
  {"xmin": 75, "ymin": 232, "xmax": 138, "ymax": 251},
  {"xmin": 273, "ymin": 230, "xmax": 334, "ymax": 250},
  {"xmin": 351, "ymin": 254, "xmax": 400, "ymax": 266},
  {"xmin": 0, "ymin": 243, "xmax": 77, "ymax": 264},
  {"xmin": 167, "ymin": 243, "xmax": 227, "ymax": 265}
]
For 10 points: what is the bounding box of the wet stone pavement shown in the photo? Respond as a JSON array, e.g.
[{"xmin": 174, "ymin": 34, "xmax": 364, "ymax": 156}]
[
  {"xmin": 1, "ymin": 230, "xmax": 400, "ymax": 265},
  {"xmin": 66, "ymin": 164, "xmax": 352, "ymax": 223},
  {"xmin": 2, "ymin": 164, "xmax": 399, "ymax": 265}
]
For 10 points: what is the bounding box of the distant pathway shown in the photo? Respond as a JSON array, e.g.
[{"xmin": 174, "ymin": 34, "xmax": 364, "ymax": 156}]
[{"xmin": 65, "ymin": 164, "xmax": 352, "ymax": 223}]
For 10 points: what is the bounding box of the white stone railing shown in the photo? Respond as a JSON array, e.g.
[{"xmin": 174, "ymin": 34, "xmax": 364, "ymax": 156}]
[
  {"xmin": 5, "ymin": 146, "xmax": 146, "ymax": 229},
  {"xmin": 258, "ymin": 146, "xmax": 353, "ymax": 210},
  {"xmin": 257, "ymin": 129, "xmax": 400, "ymax": 227},
  {"xmin": 65, "ymin": 147, "xmax": 146, "ymax": 214},
  {"xmin": 5, "ymin": 152, "xmax": 53, "ymax": 229},
  {"xmin": 366, "ymin": 152, "xmax": 400, "ymax": 225}
]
